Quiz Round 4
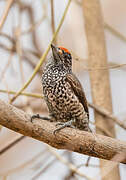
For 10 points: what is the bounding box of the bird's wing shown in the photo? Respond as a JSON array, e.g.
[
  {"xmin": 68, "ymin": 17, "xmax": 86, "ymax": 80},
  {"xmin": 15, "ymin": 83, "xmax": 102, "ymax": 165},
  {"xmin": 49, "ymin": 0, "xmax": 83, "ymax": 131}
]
[{"xmin": 66, "ymin": 73, "xmax": 89, "ymax": 119}]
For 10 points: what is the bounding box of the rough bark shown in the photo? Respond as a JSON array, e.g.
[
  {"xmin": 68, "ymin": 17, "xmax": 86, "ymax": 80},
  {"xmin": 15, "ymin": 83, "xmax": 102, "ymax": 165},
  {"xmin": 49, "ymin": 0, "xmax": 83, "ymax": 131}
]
[
  {"xmin": 82, "ymin": 0, "xmax": 120, "ymax": 180},
  {"xmin": 0, "ymin": 99, "xmax": 126, "ymax": 164}
]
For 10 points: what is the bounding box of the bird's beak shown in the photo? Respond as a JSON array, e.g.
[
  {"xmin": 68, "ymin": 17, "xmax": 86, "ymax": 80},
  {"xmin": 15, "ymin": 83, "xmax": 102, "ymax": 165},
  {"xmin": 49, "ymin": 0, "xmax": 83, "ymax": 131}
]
[
  {"xmin": 51, "ymin": 44, "xmax": 60, "ymax": 61},
  {"xmin": 51, "ymin": 44, "xmax": 56, "ymax": 50}
]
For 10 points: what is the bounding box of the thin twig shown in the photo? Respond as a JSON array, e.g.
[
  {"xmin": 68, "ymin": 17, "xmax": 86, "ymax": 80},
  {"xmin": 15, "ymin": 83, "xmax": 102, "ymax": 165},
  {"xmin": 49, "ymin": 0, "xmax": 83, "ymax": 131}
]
[
  {"xmin": 89, "ymin": 103, "xmax": 126, "ymax": 130},
  {"xmin": 0, "ymin": 89, "xmax": 43, "ymax": 98},
  {"xmin": 0, "ymin": 51, "xmax": 13, "ymax": 81},
  {"xmin": 15, "ymin": 24, "xmax": 25, "ymax": 85},
  {"xmin": 104, "ymin": 23, "xmax": 126, "ymax": 42},
  {"xmin": 0, "ymin": 0, "xmax": 14, "ymax": 31},
  {"xmin": 0, "ymin": 136, "xmax": 25, "ymax": 155},
  {"xmin": 83, "ymin": 63, "xmax": 126, "ymax": 71},
  {"xmin": 50, "ymin": 0, "xmax": 56, "ymax": 44}
]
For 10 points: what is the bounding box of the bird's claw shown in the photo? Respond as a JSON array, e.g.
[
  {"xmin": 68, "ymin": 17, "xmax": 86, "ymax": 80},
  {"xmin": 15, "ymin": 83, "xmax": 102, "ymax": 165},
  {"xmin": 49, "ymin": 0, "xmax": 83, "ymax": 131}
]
[
  {"xmin": 53, "ymin": 120, "xmax": 75, "ymax": 135},
  {"xmin": 31, "ymin": 114, "xmax": 40, "ymax": 122}
]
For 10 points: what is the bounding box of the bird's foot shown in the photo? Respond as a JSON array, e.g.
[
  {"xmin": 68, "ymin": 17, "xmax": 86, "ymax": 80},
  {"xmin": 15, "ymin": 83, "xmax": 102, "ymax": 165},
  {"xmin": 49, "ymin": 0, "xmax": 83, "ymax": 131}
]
[
  {"xmin": 31, "ymin": 114, "xmax": 51, "ymax": 122},
  {"xmin": 54, "ymin": 119, "xmax": 75, "ymax": 135}
]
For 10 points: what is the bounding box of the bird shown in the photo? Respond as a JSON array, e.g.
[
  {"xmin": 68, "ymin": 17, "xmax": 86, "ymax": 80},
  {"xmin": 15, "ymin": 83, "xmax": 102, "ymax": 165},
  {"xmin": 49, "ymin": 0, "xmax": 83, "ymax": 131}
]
[{"xmin": 31, "ymin": 44, "xmax": 90, "ymax": 133}]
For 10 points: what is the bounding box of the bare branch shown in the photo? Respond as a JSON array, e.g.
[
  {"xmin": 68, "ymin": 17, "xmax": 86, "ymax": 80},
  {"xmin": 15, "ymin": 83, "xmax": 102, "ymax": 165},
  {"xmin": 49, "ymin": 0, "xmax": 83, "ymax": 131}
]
[
  {"xmin": 0, "ymin": 99, "xmax": 126, "ymax": 164},
  {"xmin": 89, "ymin": 103, "xmax": 126, "ymax": 130}
]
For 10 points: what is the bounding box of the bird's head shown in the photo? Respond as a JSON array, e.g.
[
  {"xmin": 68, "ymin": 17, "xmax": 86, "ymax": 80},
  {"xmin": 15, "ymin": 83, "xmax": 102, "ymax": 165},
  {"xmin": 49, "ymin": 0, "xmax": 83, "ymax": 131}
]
[{"xmin": 51, "ymin": 44, "xmax": 72, "ymax": 71}]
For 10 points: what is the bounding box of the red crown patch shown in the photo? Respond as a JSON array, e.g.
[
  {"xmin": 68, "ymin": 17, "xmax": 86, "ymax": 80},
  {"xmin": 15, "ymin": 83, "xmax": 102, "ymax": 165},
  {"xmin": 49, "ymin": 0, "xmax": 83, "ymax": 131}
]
[{"xmin": 58, "ymin": 47, "xmax": 70, "ymax": 54}]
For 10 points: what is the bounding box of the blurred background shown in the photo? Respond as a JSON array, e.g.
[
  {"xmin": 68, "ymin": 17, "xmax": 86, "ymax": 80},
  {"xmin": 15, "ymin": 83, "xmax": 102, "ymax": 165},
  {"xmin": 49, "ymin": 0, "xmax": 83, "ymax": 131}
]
[{"xmin": 0, "ymin": 0, "xmax": 126, "ymax": 179}]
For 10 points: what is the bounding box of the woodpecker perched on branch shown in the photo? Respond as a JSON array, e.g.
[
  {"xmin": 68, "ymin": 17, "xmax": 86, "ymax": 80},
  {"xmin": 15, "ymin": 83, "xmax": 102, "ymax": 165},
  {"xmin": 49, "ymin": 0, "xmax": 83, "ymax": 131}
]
[{"xmin": 31, "ymin": 44, "xmax": 90, "ymax": 134}]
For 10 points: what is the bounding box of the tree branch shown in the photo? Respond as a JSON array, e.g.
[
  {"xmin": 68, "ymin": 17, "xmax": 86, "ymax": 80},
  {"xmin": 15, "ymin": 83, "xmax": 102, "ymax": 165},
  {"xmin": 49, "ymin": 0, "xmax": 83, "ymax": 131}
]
[{"xmin": 0, "ymin": 99, "xmax": 126, "ymax": 164}]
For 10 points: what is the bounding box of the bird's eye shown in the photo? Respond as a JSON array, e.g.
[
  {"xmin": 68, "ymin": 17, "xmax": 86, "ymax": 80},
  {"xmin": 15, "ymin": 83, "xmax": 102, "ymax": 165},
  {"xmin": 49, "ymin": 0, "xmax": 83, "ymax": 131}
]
[{"xmin": 58, "ymin": 49, "xmax": 62, "ymax": 54}]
